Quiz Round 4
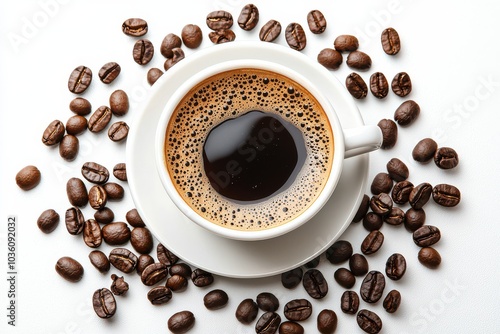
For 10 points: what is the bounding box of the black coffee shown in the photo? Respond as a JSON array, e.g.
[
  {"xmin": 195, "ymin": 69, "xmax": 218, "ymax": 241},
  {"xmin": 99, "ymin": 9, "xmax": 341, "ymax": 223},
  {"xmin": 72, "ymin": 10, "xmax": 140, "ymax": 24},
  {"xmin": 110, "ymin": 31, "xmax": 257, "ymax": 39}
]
[
  {"xmin": 163, "ymin": 68, "xmax": 334, "ymax": 231},
  {"xmin": 203, "ymin": 111, "xmax": 306, "ymax": 202}
]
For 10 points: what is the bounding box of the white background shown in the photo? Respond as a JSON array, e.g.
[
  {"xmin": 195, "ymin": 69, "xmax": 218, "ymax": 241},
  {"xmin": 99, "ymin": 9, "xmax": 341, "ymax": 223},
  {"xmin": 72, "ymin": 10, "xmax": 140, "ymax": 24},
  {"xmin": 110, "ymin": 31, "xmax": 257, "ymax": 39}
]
[{"xmin": 1, "ymin": 0, "xmax": 500, "ymax": 333}]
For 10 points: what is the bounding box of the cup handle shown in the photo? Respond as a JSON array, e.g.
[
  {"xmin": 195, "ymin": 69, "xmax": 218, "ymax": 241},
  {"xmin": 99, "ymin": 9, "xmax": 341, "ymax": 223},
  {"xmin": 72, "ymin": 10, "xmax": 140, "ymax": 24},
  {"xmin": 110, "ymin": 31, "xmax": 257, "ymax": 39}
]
[{"xmin": 343, "ymin": 125, "xmax": 383, "ymax": 159}]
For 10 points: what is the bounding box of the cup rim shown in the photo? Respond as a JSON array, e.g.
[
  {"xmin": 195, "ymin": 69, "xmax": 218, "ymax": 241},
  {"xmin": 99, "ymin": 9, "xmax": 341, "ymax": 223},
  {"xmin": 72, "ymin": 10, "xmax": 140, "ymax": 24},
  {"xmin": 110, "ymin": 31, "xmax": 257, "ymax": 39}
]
[{"xmin": 155, "ymin": 57, "xmax": 345, "ymax": 241}]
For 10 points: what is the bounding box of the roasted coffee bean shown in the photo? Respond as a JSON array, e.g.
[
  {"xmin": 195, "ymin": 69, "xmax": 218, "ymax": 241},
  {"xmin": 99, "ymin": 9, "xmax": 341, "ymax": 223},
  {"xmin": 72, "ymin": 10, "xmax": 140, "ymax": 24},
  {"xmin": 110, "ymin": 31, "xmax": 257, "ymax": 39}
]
[
  {"xmin": 66, "ymin": 177, "xmax": 88, "ymax": 207},
  {"xmin": 82, "ymin": 162, "xmax": 109, "ymax": 184},
  {"xmin": 334, "ymin": 268, "xmax": 356, "ymax": 289},
  {"xmin": 360, "ymin": 271, "xmax": 385, "ymax": 303},
  {"xmin": 363, "ymin": 212, "xmax": 383, "ymax": 231},
  {"xmin": 347, "ymin": 51, "xmax": 372, "ymax": 70},
  {"xmin": 126, "ymin": 208, "xmax": 144, "ymax": 227},
  {"xmin": 66, "ymin": 115, "xmax": 87, "ymax": 136},
  {"xmin": 433, "ymin": 184, "xmax": 461, "ymax": 207},
  {"xmin": 307, "ymin": 10, "xmax": 327, "ymax": 34},
  {"xmin": 412, "ymin": 138, "xmax": 438, "ymax": 163},
  {"xmin": 341, "ymin": 291, "xmax": 360, "ymax": 314},
  {"xmin": 361, "ymin": 230, "xmax": 384, "ymax": 255},
  {"xmin": 55, "ymin": 256, "xmax": 83, "ymax": 282},
  {"xmin": 109, "ymin": 248, "xmax": 138, "ymax": 273},
  {"xmin": 257, "ymin": 292, "xmax": 279, "ymax": 312},
  {"xmin": 88, "ymin": 185, "xmax": 107, "ymax": 210},
  {"xmin": 141, "ymin": 262, "xmax": 168, "ymax": 286},
  {"xmin": 157, "ymin": 243, "xmax": 179, "ymax": 266},
  {"xmin": 259, "ymin": 19, "xmax": 281, "ymax": 42},
  {"xmin": 191, "ymin": 268, "xmax": 214, "ymax": 287},
  {"xmin": 418, "ymin": 247, "xmax": 441, "ymax": 268},
  {"xmin": 164, "ymin": 48, "xmax": 185, "ymax": 70},
  {"xmin": 409, "ymin": 182, "xmax": 432, "ymax": 209},
  {"xmin": 181, "ymin": 24, "xmax": 203, "ymax": 48},
  {"xmin": 88, "ymin": 106, "xmax": 112, "ymax": 133},
  {"xmin": 392, "ymin": 72, "xmax": 412, "ymax": 97},
  {"xmin": 304, "ymin": 255, "xmax": 320, "ymax": 269},
  {"xmin": 345, "ymin": 72, "xmax": 368, "ymax": 99},
  {"xmin": 107, "ymin": 121, "xmax": 129, "ymax": 142},
  {"xmin": 349, "ymin": 253, "xmax": 369, "ymax": 276},
  {"xmin": 113, "ymin": 163, "xmax": 127, "ymax": 181},
  {"xmin": 317, "ymin": 48, "xmax": 343, "ymax": 70},
  {"xmin": 122, "ymin": 18, "xmax": 148, "ymax": 37},
  {"xmin": 91, "ymin": 202, "xmax": 114, "ymax": 223},
  {"xmin": 303, "ymin": 269, "xmax": 328, "ymax": 299},
  {"xmin": 170, "ymin": 263, "xmax": 193, "ymax": 278},
  {"xmin": 92, "ymin": 288, "xmax": 116, "ymax": 319},
  {"xmin": 434, "ymin": 147, "xmax": 459, "ymax": 169},
  {"xmin": 89, "ymin": 250, "xmax": 110, "ymax": 273},
  {"xmin": 357, "ymin": 309, "xmax": 382, "ymax": 334},
  {"xmin": 37, "ymin": 209, "xmax": 59, "ymax": 233},
  {"xmin": 160, "ymin": 33, "xmax": 182, "ymax": 58},
  {"xmin": 68, "ymin": 65, "xmax": 92, "ymax": 94},
  {"xmin": 42, "ymin": 120, "xmax": 65, "ymax": 146},
  {"xmin": 284, "ymin": 299, "xmax": 312, "ymax": 321},
  {"xmin": 381, "ymin": 27, "xmax": 400, "ymax": 55},
  {"xmin": 405, "ymin": 208, "xmax": 425, "ymax": 232},
  {"xmin": 370, "ymin": 72, "xmax": 389, "ymax": 98},
  {"xmin": 109, "ymin": 89, "xmax": 129, "ymax": 116},
  {"xmin": 98, "ymin": 62, "xmax": 121, "ymax": 84},
  {"xmin": 69, "ymin": 97, "xmax": 91, "ymax": 116},
  {"xmin": 102, "ymin": 222, "xmax": 130, "ymax": 245},
  {"xmin": 334, "ymin": 35, "xmax": 359, "ymax": 52},
  {"xmin": 281, "ymin": 267, "xmax": 303, "ymax": 289},
  {"xmin": 209, "ymin": 29, "xmax": 236, "ymax": 44},
  {"xmin": 103, "ymin": 183, "xmax": 124, "ymax": 201},
  {"xmin": 206, "ymin": 10, "xmax": 233, "ymax": 30},
  {"xmin": 371, "ymin": 172, "xmax": 393, "ymax": 195},
  {"xmin": 235, "ymin": 298, "xmax": 258, "ymax": 324},
  {"xmin": 65, "ymin": 207, "xmax": 85, "ymax": 235},
  {"xmin": 385, "ymin": 253, "xmax": 406, "ymax": 280},
  {"xmin": 168, "ymin": 311, "xmax": 195, "ymax": 334},
  {"xmin": 386, "ymin": 158, "xmax": 409, "ymax": 182},
  {"xmin": 285, "ymin": 23, "xmax": 306, "ymax": 51},
  {"xmin": 326, "ymin": 240, "xmax": 353, "ymax": 264},
  {"xmin": 317, "ymin": 309, "xmax": 337, "ymax": 334},
  {"xmin": 279, "ymin": 321, "xmax": 304, "ymax": 334},
  {"xmin": 392, "ymin": 180, "xmax": 414, "ymax": 205},
  {"xmin": 130, "ymin": 227, "xmax": 153, "ymax": 254},
  {"xmin": 238, "ymin": 4, "xmax": 259, "ymax": 30},
  {"xmin": 256, "ymin": 312, "xmax": 281, "ymax": 334},
  {"xmin": 15, "ymin": 165, "xmax": 41, "ymax": 191},
  {"xmin": 383, "ymin": 290, "xmax": 401, "ymax": 313},
  {"xmin": 147, "ymin": 67, "xmax": 163, "ymax": 85},
  {"xmin": 110, "ymin": 274, "xmax": 129, "ymax": 296},
  {"xmin": 370, "ymin": 193, "xmax": 393, "ymax": 216},
  {"xmin": 136, "ymin": 254, "xmax": 155, "ymax": 275},
  {"xmin": 59, "ymin": 135, "xmax": 79, "ymax": 161},
  {"xmin": 147, "ymin": 286, "xmax": 172, "ymax": 305},
  {"xmin": 133, "ymin": 39, "xmax": 154, "ymax": 65},
  {"xmin": 167, "ymin": 274, "xmax": 188, "ymax": 292},
  {"xmin": 377, "ymin": 119, "xmax": 398, "ymax": 149},
  {"xmin": 83, "ymin": 219, "xmax": 102, "ymax": 248},
  {"xmin": 384, "ymin": 207, "xmax": 405, "ymax": 225},
  {"xmin": 413, "ymin": 225, "xmax": 441, "ymax": 247},
  {"xmin": 204, "ymin": 289, "xmax": 229, "ymax": 310},
  {"xmin": 395, "ymin": 100, "xmax": 420, "ymax": 126},
  {"xmin": 353, "ymin": 194, "xmax": 370, "ymax": 223}
]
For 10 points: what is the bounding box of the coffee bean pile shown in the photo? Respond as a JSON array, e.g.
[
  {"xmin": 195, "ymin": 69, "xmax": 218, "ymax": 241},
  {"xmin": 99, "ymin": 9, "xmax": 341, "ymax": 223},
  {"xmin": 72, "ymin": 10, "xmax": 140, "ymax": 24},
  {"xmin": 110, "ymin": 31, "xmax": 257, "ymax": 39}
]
[{"xmin": 14, "ymin": 3, "xmax": 463, "ymax": 333}]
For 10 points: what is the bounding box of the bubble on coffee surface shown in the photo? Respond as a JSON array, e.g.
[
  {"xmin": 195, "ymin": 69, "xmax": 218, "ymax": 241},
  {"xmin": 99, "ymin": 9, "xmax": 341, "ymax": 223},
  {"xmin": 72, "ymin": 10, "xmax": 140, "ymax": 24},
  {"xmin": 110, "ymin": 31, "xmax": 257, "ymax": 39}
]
[{"xmin": 164, "ymin": 68, "xmax": 334, "ymax": 231}]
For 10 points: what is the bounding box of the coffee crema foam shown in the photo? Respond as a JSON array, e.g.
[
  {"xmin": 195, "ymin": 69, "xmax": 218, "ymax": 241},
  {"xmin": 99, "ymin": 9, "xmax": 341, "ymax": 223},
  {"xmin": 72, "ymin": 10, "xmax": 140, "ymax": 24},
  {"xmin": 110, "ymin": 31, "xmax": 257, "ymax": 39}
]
[{"xmin": 164, "ymin": 68, "xmax": 334, "ymax": 231}]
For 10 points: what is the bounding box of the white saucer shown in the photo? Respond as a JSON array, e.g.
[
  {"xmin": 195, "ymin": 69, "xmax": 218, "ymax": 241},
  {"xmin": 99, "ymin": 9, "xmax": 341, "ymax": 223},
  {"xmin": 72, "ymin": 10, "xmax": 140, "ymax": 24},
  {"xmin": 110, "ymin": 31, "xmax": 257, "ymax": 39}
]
[{"xmin": 126, "ymin": 42, "xmax": 368, "ymax": 278}]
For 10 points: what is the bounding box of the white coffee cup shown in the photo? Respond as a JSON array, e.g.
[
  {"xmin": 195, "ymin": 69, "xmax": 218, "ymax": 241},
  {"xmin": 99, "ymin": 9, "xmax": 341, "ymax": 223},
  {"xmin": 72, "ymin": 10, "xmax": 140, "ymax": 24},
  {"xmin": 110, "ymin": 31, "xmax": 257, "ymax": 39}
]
[{"xmin": 155, "ymin": 43, "xmax": 381, "ymax": 241}]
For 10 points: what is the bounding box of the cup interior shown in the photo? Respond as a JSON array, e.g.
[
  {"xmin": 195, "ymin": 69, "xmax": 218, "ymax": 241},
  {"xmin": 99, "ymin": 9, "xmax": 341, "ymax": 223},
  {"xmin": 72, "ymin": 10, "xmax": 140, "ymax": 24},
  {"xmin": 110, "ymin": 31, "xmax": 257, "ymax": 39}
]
[{"xmin": 155, "ymin": 58, "xmax": 345, "ymax": 241}]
